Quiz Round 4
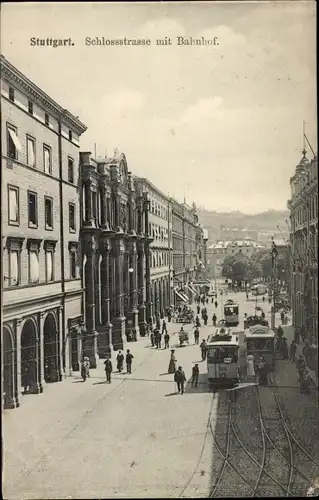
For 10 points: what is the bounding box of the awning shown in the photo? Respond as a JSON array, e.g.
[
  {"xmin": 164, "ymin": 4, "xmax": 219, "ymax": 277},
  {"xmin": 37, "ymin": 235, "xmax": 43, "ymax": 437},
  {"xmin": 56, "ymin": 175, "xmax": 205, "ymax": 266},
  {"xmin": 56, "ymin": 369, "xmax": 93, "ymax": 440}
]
[
  {"xmin": 188, "ymin": 283, "xmax": 197, "ymax": 294},
  {"xmin": 186, "ymin": 284, "xmax": 195, "ymax": 295},
  {"xmin": 174, "ymin": 288, "xmax": 187, "ymax": 302},
  {"xmin": 8, "ymin": 129, "xmax": 22, "ymax": 151},
  {"xmin": 179, "ymin": 291, "xmax": 189, "ymax": 302}
]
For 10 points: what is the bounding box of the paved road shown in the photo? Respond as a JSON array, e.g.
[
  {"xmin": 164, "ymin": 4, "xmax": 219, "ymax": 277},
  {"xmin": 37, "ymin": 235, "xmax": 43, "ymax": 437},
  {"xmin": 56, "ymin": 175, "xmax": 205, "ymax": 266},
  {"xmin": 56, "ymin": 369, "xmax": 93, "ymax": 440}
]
[{"xmin": 4, "ymin": 289, "xmax": 317, "ymax": 499}]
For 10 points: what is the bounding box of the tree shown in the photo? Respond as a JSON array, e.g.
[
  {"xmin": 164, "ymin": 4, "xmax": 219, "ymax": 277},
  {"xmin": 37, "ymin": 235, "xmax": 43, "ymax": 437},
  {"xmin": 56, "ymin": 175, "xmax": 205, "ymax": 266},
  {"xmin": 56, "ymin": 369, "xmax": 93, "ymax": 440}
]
[{"xmin": 222, "ymin": 253, "xmax": 252, "ymax": 282}]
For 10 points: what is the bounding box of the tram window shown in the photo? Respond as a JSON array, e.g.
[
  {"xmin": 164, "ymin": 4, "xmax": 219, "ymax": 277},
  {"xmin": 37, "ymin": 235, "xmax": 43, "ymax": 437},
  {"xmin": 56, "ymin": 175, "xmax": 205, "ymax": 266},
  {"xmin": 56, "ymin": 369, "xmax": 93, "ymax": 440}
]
[
  {"xmin": 208, "ymin": 347, "xmax": 238, "ymax": 363},
  {"xmin": 247, "ymin": 339, "xmax": 273, "ymax": 350}
]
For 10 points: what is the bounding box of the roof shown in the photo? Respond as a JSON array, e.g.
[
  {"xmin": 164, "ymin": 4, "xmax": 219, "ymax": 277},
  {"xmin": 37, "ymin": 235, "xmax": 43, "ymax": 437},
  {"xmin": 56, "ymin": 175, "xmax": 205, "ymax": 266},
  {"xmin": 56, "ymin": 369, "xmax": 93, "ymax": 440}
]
[
  {"xmin": 245, "ymin": 325, "xmax": 275, "ymax": 338},
  {"xmin": 207, "ymin": 334, "xmax": 239, "ymax": 346},
  {"xmin": 1, "ymin": 55, "xmax": 87, "ymax": 135},
  {"xmin": 208, "ymin": 239, "xmax": 263, "ymax": 250}
]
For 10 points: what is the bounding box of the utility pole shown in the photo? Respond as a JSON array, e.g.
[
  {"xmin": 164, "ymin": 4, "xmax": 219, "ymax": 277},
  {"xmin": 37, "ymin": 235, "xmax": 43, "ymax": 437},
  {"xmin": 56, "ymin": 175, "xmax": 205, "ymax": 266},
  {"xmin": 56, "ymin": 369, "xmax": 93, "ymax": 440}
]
[{"xmin": 271, "ymin": 238, "xmax": 278, "ymax": 331}]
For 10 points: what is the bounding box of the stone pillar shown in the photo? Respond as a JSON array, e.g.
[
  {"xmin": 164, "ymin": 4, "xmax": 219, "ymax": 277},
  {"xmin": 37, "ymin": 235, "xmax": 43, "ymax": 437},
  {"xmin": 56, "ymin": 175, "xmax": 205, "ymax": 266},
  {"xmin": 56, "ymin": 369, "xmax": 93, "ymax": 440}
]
[
  {"xmin": 99, "ymin": 238, "xmax": 113, "ymax": 358},
  {"xmin": 83, "ymin": 237, "xmax": 98, "ymax": 368},
  {"xmin": 126, "ymin": 238, "xmax": 139, "ymax": 335},
  {"xmin": 15, "ymin": 319, "xmax": 22, "ymax": 404},
  {"xmin": 145, "ymin": 240, "xmax": 153, "ymax": 327},
  {"xmin": 137, "ymin": 240, "xmax": 146, "ymax": 335},
  {"xmin": 29, "ymin": 331, "xmax": 41, "ymax": 395},
  {"xmin": 83, "ymin": 180, "xmax": 95, "ymax": 227},
  {"xmin": 112, "ymin": 236, "xmax": 126, "ymax": 350},
  {"xmin": 57, "ymin": 307, "xmax": 63, "ymax": 381},
  {"xmin": 39, "ymin": 312, "xmax": 45, "ymax": 391}
]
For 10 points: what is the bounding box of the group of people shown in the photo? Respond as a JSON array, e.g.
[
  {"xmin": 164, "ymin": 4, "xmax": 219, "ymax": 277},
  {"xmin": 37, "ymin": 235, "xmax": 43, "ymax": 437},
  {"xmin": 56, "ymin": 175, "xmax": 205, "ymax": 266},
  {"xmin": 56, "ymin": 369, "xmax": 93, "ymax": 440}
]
[
  {"xmin": 168, "ymin": 350, "xmax": 200, "ymax": 394},
  {"xmin": 246, "ymin": 354, "xmax": 268, "ymax": 385},
  {"xmin": 80, "ymin": 349, "xmax": 135, "ymax": 384}
]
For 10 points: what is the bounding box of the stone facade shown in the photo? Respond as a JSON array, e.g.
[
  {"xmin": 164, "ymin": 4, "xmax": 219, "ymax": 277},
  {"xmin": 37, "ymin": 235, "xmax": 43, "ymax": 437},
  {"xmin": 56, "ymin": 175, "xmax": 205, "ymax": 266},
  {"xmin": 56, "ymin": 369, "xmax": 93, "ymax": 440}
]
[
  {"xmin": 1, "ymin": 56, "xmax": 87, "ymax": 409},
  {"xmin": 288, "ymin": 151, "xmax": 318, "ymax": 343}
]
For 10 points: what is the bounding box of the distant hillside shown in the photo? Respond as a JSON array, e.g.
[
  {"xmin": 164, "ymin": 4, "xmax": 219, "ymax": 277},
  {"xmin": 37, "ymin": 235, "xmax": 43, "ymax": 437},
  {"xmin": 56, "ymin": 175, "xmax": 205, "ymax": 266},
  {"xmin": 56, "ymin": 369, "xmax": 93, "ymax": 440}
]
[{"xmin": 198, "ymin": 209, "xmax": 290, "ymax": 241}]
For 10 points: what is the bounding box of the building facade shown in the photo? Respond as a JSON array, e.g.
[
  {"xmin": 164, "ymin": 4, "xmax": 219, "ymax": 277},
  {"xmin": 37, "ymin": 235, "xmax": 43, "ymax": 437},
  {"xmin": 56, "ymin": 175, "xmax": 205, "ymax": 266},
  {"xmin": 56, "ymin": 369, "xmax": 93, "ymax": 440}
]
[
  {"xmin": 134, "ymin": 178, "xmax": 171, "ymax": 321},
  {"xmin": 207, "ymin": 239, "xmax": 265, "ymax": 278},
  {"xmin": 79, "ymin": 152, "xmax": 154, "ymax": 367},
  {"xmin": 288, "ymin": 151, "xmax": 318, "ymax": 344},
  {"xmin": 1, "ymin": 56, "xmax": 87, "ymax": 409}
]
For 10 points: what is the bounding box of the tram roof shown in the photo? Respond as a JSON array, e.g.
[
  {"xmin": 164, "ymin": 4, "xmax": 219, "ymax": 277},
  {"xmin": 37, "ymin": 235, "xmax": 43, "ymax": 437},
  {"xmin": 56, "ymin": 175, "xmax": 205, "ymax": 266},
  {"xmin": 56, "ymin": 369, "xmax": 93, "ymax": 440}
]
[
  {"xmin": 207, "ymin": 334, "xmax": 239, "ymax": 346},
  {"xmin": 245, "ymin": 325, "xmax": 275, "ymax": 338}
]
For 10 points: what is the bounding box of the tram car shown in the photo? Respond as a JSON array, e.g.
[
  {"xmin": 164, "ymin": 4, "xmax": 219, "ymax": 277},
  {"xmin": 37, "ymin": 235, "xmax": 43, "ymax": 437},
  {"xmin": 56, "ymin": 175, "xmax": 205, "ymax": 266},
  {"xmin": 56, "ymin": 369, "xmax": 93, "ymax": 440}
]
[
  {"xmin": 207, "ymin": 327, "xmax": 240, "ymax": 386},
  {"xmin": 244, "ymin": 324, "xmax": 276, "ymax": 371},
  {"xmin": 223, "ymin": 299, "xmax": 239, "ymax": 327},
  {"xmin": 244, "ymin": 315, "xmax": 269, "ymax": 330}
]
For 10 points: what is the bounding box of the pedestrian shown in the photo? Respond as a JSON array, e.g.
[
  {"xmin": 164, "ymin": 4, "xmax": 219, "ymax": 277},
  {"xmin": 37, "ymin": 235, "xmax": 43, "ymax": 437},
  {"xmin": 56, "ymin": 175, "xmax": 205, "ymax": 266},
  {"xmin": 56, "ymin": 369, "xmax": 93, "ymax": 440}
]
[
  {"xmin": 205, "ymin": 297, "xmax": 208, "ymax": 304},
  {"xmin": 300, "ymin": 369, "xmax": 311, "ymax": 394},
  {"xmin": 258, "ymin": 356, "xmax": 268, "ymax": 386},
  {"xmin": 168, "ymin": 349, "xmax": 177, "ymax": 374},
  {"xmin": 261, "ymin": 311, "xmax": 265, "ymax": 319},
  {"xmin": 262, "ymin": 296, "xmax": 265, "ymax": 302},
  {"xmin": 150, "ymin": 331, "xmax": 155, "ymax": 347},
  {"xmin": 191, "ymin": 364, "xmax": 199, "ymax": 387},
  {"xmin": 281, "ymin": 338, "xmax": 288, "ymax": 359},
  {"xmin": 156, "ymin": 317, "xmax": 161, "ymax": 331},
  {"xmin": 116, "ymin": 350, "xmax": 124, "ymax": 372},
  {"xmin": 158, "ymin": 332, "xmax": 162, "ymax": 349},
  {"xmin": 289, "ymin": 340, "xmax": 297, "ymax": 362},
  {"xmin": 214, "ymin": 301, "xmax": 218, "ymax": 309},
  {"xmin": 126, "ymin": 349, "xmax": 134, "ymax": 374},
  {"xmin": 203, "ymin": 312, "xmax": 208, "ymax": 326},
  {"xmin": 22, "ymin": 364, "xmax": 31, "ymax": 394},
  {"xmin": 162, "ymin": 320, "xmax": 167, "ymax": 334},
  {"xmin": 211, "ymin": 296, "xmax": 214, "ymax": 303},
  {"xmin": 167, "ymin": 310, "xmax": 172, "ymax": 323},
  {"xmin": 246, "ymin": 354, "xmax": 255, "ymax": 378},
  {"xmin": 81, "ymin": 357, "xmax": 90, "ymax": 382},
  {"xmin": 154, "ymin": 329, "xmax": 160, "ymax": 349},
  {"xmin": 280, "ymin": 311, "xmax": 285, "ymax": 324},
  {"xmin": 212, "ymin": 313, "xmax": 217, "ymax": 327},
  {"xmin": 195, "ymin": 315, "xmax": 201, "ymax": 328},
  {"xmin": 164, "ymin": 332, "xmax": 170, "ymax": 349},
  {"xmin": 104, "ymin": 356, "xmax": 113, "ymax": 383},
  {"xmin": 197, "ymin": 305, "xmax": 200, "ymax": 315},
  {"xmin": 200, "ymin": 339, "xmax": 208, "ymax": 361},
  {"xmin": 174, "ymin": 366, "xmax": 187, "ymax": 394},
  {"xmin": 296, "ymin": 355, "xmax": 306, "ymax": 382},
  {"xmin": 302, "ymin": 340, "xmax": 310, "ymax": 361},
  {"xmin": 194, "ymin": 327, "xmax": 200, "ymax": 345}
]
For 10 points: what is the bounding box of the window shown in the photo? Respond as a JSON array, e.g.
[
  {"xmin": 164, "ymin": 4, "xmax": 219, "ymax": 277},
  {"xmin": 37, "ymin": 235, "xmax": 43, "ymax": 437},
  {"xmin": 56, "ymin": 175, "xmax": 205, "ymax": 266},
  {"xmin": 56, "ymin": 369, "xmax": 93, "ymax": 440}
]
[
  {"xmin": 8, "ymin": 185, "xmax": 19, "ymax": 225},
  {"xmin": 70, "ymin": 252, "xmax": 76, "ymax": 279},
  {"xmin": 45, "ymin": 113, "xmax": 50, "ymax": 126},
  {"xmin": 9, "ymin": 250, "xmax": 19, "ymax": 286},
  {"xmin": 9, "ymin": 87, "xmax": 14, "ymax": 102},
  {"xmin": 68, "ymin": 157, "xmax": 74, "ymax": 183},
  {"xmin": 27, "ymin": 136, "xmax": 36, "ymax": 167},
  {"xmin": 69, "ymin": 203, "xmax": 76, "ymax": 232},
  {"xmin": 28, "ymin": 191, "xmax": 38, "ymax": 227},
  {"xmin": 45, "ymin": 251, "xmax": 54, "ymax": 282},
  {"xmin": 45, "ymin": 197, "xmax": 53, "ymax": 229},
  {"xmin": 43, "ymin": 145, "xmax": 52, "ymax": 174},
  {"xmin": 29, "ymin": 251, "xmax": 39, "ymax": 284},
  {"xmin": 68, "ymin": 129, "xmax": 73, "ymax": 141},
  {"xmin": 28, "ymin": 100, "xmax": 33, "ymax": 115},
  {"xmin": 7, "ymin": 125, "xmax": 21, "ymax": 159}
]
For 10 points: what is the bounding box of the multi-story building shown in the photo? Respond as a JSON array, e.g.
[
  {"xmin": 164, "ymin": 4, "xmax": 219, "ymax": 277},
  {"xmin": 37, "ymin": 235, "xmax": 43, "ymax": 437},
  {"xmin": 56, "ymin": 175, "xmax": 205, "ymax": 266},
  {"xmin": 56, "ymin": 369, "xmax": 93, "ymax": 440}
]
[
  {"xmin": 1, "ymin": 56, "xmax": 87, "ymax": 409},
  {"xmin": 288, "ymin": 150, "xmax": 318, "ymax": 343},
  {"xmin": 170, "ymin": 199, "xmax": 201, "ymax": 303},
  {"xmin": 207, "ymin": 239, "xmax": 265, "ymax": 278},
  {"xmin": 79, "ymin": 151, "xmax": 154, "ymax": 365},
  {"xmin": 133, "ymin": 177, "xmax": 171, "ymax": 320},
  {"xmin": 219, "ymin": 227, "xmax": 258, "ymax": 241}
]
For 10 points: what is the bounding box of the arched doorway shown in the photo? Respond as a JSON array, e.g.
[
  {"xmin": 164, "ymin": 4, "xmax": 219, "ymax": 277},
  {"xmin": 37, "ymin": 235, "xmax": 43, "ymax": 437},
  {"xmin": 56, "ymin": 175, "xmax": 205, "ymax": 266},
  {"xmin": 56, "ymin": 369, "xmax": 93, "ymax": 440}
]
[
  {"xmin": 21, "ymin": 319, "xmax": 38, "ymax": 394},
  {"xmin": 3, "ymin": 326, "xmax": 16, "ymax": 408},
  {"xmin": 43, "ymin": 313, "xmax": 59, "ymax": 383}
]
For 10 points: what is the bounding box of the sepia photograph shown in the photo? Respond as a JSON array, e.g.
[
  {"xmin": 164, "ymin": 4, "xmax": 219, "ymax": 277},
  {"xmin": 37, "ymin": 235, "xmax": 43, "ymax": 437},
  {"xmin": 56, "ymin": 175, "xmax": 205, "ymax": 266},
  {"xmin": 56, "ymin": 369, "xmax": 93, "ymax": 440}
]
[{"xmin": 1, "ymin": 1, "xmax": 318, "ymax": 498}]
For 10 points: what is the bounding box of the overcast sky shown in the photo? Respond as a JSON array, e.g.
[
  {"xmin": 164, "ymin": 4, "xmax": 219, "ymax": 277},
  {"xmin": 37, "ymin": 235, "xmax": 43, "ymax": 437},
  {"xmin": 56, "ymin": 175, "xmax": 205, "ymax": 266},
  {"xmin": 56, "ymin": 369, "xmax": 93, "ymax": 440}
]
[{"xmin": 2, "ymin": 1, "xmax": 317, "ymax": 213}]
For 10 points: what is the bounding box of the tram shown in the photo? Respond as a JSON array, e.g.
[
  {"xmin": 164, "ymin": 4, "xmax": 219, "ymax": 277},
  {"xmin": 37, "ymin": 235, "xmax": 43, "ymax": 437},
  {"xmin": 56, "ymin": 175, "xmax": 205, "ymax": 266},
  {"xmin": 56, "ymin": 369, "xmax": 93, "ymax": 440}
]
[
  {"xmin": 207, "ymin": 327, "xmax": 240, "ymax": 386},
  {"xmin": 224, "ymin": 299, "xmax": 239, "ymax": 327},
  {"xmin": 244, "ymin": 324, "xmax": 276, "ymax": 371}
]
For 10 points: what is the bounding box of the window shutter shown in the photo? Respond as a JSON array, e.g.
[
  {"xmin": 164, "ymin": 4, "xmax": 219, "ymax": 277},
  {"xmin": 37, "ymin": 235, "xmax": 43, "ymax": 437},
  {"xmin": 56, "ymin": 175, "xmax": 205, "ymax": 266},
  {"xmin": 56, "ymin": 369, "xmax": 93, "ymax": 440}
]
[
  {"xmin": 10, "ymin": 251, "xmax": 18, "ymax": 284},
  {"xmin": 46, "ymin": 252, "xmax": 53, "ymax": 281},
  {"xmin": 8, "ymin": 129, "xmax": 22, "ymax": 151},
  {"xmin": 30, "ymin": 251, "xmax": 39, "ymax": 283},
  {"xmin": 9, "ymin": 189, "xmax": 18, "ymax": 221},
  {"xmin": 44, "ymin": 149, "xmax": 50, "ymax": 172},
  {"xmin": 27, "ymin": 139, "xmax": 35, "ymax": 167}
]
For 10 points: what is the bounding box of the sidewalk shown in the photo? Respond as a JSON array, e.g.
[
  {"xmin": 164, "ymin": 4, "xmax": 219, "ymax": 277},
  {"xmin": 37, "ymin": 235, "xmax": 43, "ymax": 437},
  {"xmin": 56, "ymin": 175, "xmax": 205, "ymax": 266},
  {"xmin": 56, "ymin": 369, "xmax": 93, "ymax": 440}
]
[{"xmin": 282, "ymin": 324, "xmax": 318, "ymax": 388}]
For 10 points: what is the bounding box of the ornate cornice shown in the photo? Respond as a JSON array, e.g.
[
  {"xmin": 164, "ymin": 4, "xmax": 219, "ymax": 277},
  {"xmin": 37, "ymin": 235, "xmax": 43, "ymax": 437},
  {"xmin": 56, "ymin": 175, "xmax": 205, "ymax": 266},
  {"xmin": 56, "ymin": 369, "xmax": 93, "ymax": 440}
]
[{"xmin": 1, "ymin": 55, "xmax": 87, "ymax": 135}]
